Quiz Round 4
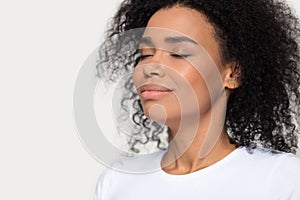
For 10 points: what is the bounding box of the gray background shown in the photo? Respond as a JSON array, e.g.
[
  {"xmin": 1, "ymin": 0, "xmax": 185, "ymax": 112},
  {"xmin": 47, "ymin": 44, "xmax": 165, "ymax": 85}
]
[{"xmin": 0, "ymin": 0, "xmax": 299, "ymax": 199}]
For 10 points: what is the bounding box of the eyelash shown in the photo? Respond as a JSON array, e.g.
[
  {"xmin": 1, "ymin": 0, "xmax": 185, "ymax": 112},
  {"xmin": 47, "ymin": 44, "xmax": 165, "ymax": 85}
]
[
  {"xmin": 137, "ymin": 53, "xmax": 190, "ymax": 62},
  {"xmin": 170, "ymin": 54, "xmax": 190, "ymax": 59},
  {"xmin": 137, "ymin": 55, "xmax": 152, "ymax": 61}
]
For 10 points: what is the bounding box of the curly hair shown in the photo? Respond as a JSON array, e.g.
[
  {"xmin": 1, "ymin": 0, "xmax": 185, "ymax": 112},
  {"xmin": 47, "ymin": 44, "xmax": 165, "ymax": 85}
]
[{"xmin": 96, "ymin": 0, "xmax": 300, "ymax": 154}]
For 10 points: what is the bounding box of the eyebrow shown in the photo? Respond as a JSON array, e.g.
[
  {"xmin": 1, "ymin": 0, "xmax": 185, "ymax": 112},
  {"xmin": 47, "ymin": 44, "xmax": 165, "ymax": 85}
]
[
  {"xmin": 139, "ymin": 36, "xmax": 198, "ymax": 46},
  {"xmin": 139, "ymin": 37, "xmax": 154, "ymax": 46},
  {"xmin": 164, "ymin": 36, "xmax": 197, "ymax": 45}
]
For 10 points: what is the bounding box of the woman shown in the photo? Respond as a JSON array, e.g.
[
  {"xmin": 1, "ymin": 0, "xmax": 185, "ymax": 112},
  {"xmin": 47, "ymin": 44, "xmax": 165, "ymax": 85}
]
[{"xmin": 95, "ymin": 0, "xmax": 300, "ymax": 199}]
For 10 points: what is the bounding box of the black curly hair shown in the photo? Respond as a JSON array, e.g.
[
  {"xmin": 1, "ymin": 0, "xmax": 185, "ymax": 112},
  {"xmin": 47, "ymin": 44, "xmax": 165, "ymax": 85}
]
[{"xmin": 96, "ymin": 0, "xmax": 300, "ymax": 154}]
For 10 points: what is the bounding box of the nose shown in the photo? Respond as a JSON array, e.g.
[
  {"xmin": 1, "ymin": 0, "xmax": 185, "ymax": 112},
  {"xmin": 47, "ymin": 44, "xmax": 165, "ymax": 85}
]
[
  {"xmin": 143, "ymin": 63, "xmax": 165, "ymax": 78},
  {"xmin": 142, "ymin": 51, "xmax": 166, "ymax": 78}
]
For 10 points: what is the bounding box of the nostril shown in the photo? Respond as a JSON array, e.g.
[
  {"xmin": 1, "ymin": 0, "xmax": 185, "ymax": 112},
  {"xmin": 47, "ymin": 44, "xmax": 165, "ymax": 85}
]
[{"xmin": 150, "ymin": 72, "xmax": 160, "ymax": 76}]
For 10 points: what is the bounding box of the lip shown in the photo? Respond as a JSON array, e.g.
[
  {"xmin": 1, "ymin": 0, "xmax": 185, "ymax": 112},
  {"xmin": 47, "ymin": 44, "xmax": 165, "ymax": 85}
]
[{"xmin": 139, "ymin": 83, "xmax": 173, "ymax": 100}]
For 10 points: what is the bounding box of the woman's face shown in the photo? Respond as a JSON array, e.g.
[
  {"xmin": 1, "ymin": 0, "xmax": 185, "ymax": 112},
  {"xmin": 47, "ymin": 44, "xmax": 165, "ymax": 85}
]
[{"xmin": 132, "ymin": 6, "xmax": 234, "ymax": 127}]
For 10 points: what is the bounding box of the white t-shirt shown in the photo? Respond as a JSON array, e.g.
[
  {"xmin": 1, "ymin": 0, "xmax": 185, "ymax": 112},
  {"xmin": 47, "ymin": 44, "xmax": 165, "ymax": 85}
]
[{"xmin": 94, "ymin": 146, "xmax": 300, "ymax": 200}]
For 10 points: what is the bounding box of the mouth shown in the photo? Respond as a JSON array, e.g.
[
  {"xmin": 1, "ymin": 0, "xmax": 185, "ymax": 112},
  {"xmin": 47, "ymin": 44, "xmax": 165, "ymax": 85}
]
[{"xmin": 139, "ymin": 83, "xmax": 173, "ymax": 100}]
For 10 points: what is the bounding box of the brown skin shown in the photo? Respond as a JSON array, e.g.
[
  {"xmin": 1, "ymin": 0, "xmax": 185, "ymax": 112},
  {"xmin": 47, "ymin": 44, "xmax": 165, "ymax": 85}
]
[{"xmin": 133, "ymin": 6, "xmax": 239, "ymax": 175}]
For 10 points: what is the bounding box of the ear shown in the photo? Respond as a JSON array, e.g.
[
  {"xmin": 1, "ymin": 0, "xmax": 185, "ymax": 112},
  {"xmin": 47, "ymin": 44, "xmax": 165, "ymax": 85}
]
[{"xmin": 223, "ymin": 62, "xmax": 241, "ymax": 89}]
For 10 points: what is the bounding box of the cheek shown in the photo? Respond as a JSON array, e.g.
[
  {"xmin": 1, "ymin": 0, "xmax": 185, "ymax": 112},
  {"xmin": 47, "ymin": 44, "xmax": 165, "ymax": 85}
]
[
  {"xmin": 179, "ymin": 69, "xmax": 212, "ymax": 114},
  {"xmin": 132, "ymin": 62, "xmax": 213, "ymax": 124},
  {"xmin": 132, "ymin": 66, "xmax": 142, "ymax": 89}
]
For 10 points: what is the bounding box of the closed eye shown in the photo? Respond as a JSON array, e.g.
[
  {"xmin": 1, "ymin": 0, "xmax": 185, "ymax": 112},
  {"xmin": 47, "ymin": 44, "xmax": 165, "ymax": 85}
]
[
  {"xmin": 170, "ymin": 54, "xmax": 191, "ymax": 59},
  {"xmin": 136, "ymin": 52, "xmax": 191, "ymax": 63},
  {"xmin": 137, "ymin": 54, "xmax": 153, "ymax": 62}
]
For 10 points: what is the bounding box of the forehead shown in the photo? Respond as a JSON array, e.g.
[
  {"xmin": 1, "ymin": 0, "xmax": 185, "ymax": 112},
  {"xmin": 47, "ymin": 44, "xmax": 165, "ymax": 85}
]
[
  {"xmin": 139, "ymin": 28, "xmax": 198, "ymax": 50},
  {"xmin": 146, "ymin": 6, "xmax": 216, "ymax": 47}
]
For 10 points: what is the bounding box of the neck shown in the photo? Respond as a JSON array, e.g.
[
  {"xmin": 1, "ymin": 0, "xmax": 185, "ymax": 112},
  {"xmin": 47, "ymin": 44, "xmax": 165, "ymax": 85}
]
[{"xmin": 161, "ymin": 111, "xmax": 237, "ymax": 175}]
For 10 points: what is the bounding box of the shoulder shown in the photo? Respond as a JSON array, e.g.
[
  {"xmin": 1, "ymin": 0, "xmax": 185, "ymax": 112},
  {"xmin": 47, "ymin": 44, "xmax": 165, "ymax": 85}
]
[
  {"xmin": 239, "ymin": 146, "xmax": 300, "ymax": 170},
  {"xmin": 237, "ymin": 146, "xmax": 300, "ymax": 164},
  {"xmin": 110, "ymin": 150, "xmax": 166, "ymax": 173},
  {"xmin": 265, "ymin": 149, "xmax": 300, "ymax": 182},
  {"xmin": 94, "ymin": 150, "xmax": 166, "ymax": 200},
  {"xmin": 267, "ymin": 150, "xmax": 300, "ymax": 198},
  {"xmin": 229, "ymin": 146, "xmax": 300, "ymax": 182},
  {"xmin": 97, "ymin": 149, "xmax": 165, "ymax": 178},
  {"xmin": 240, "ymin": 146, "xmax": 300, "ymax": 198}
]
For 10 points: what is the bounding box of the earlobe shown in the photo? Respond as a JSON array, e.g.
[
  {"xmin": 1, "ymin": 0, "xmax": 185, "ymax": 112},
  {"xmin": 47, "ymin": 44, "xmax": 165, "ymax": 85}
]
[{"xmin": 224, "ymin": 62, "xmax": 241, "ymax": 89}]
